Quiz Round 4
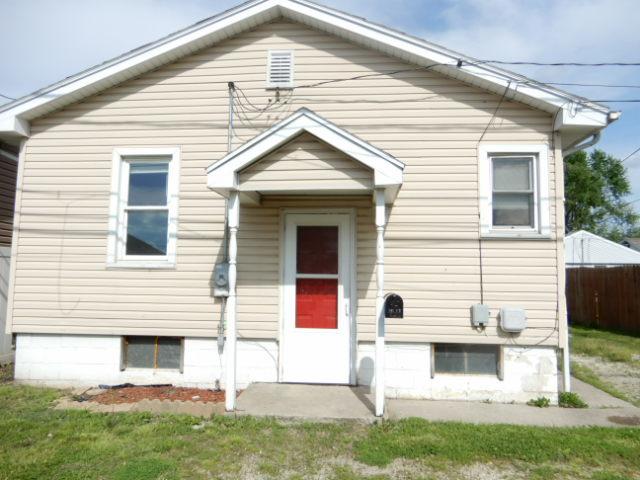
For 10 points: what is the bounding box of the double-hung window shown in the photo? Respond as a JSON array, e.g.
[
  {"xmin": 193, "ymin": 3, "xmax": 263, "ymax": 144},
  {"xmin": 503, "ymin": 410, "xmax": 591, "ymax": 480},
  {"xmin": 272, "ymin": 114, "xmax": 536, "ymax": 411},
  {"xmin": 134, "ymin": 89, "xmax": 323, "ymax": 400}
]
[
  {"xmin": 479, "ymin": 145, "xmax": 550, "ymax": 237},
  {"xmin": 108, "ymin": 148, "xmax": 180, "ymax": 267}
]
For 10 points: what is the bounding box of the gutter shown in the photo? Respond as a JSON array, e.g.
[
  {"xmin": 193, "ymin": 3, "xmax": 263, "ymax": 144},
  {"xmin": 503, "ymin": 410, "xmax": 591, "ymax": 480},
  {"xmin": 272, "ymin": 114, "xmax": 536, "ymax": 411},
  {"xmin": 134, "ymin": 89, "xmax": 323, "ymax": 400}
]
[
  {"xmin": 563, "ymin": 132, "xmax": 601, "ymax": 157},
  {"xmin": 562, "ymin": 111, "xmax": 621, "ymax": 157}
]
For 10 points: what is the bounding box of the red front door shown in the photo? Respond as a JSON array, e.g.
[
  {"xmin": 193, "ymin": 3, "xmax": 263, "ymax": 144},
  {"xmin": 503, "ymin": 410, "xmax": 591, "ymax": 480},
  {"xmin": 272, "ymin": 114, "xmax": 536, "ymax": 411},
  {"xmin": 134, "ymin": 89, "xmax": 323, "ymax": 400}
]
[{"xmin": 282, "ymin": 213, "xmax": 352, "ymax": 384}]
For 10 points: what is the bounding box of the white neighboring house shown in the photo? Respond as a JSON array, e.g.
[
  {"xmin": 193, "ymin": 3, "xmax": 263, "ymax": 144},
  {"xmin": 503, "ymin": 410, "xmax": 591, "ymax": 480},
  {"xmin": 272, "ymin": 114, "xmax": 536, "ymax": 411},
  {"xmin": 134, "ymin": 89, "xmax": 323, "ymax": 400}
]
[{"xmin": 565, "ymin": 230, "xmax": 640, "ymax": 267}]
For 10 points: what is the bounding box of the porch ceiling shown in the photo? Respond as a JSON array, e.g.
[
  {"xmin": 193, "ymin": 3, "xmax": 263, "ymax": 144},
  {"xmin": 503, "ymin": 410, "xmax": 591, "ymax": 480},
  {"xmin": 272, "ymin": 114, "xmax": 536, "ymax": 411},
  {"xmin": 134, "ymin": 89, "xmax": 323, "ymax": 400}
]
[{"xmin": 206, "ymin": 108, "xmax": 404, "ymax": 204}]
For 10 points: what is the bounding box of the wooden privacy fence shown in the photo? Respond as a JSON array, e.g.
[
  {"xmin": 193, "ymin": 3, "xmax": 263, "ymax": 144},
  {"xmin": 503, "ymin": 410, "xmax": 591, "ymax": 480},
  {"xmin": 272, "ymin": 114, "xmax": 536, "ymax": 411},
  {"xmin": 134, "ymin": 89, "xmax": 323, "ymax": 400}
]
[{"xmin": 566, "ymin": 265, "xmax": 640, "ymax": 335}]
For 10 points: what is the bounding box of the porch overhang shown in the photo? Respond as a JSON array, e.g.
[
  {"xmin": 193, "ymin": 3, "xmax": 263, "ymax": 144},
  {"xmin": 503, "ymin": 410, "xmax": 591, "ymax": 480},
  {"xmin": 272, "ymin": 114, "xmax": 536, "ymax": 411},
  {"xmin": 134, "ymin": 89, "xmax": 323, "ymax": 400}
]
[{"xmin": 206, "ymin": 108, "xmax": 404, "ymax": 204}]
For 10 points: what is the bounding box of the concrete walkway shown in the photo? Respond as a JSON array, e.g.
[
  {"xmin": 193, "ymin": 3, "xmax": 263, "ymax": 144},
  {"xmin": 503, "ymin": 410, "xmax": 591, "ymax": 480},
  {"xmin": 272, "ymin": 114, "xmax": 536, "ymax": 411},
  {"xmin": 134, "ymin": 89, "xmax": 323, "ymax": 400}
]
[
  {"xmin": 235, "ymin": 380, "xmax": 640, "ymax": 427},
  {"xmin": 235, "ymin": 383, "xmax": 376, "ymax": 422}
]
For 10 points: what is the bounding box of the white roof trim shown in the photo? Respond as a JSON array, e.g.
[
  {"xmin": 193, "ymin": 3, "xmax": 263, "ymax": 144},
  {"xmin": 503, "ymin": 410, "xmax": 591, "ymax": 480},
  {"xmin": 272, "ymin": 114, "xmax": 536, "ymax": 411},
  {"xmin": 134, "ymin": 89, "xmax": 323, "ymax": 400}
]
[
  {"xmin": 0, "ymin": 0, "xmax": 617, "ymax": 141},
  {"xmin": 206, "ymin": 107, "xmax": 403, "ymax": 200}
]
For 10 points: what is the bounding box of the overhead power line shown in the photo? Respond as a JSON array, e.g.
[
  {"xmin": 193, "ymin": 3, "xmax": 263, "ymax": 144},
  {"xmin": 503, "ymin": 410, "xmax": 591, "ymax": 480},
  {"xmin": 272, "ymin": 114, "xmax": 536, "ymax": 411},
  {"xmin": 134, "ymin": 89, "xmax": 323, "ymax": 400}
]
[
  {"xmin": 622, "ymin": 146, "xmax": 640, "ymax": 163},
  {"xmin": 477, "ymin": 60, "xmax": 640, "ymax": 67},
  {"xmin": 542, "ymin": 82, "xmax": 640, "ymax": 89},
  {"xmin": 0, "ymin": 93, "xmax": 15, "ymax": 101}
]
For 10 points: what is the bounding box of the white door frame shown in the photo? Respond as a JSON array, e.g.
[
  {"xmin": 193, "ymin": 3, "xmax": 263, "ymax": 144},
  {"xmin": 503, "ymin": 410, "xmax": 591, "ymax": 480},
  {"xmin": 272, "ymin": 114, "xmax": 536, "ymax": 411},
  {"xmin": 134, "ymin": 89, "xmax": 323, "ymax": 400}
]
[{"xmin": 278, "ymin": 208, "xmax": 357, "ymax": 385}]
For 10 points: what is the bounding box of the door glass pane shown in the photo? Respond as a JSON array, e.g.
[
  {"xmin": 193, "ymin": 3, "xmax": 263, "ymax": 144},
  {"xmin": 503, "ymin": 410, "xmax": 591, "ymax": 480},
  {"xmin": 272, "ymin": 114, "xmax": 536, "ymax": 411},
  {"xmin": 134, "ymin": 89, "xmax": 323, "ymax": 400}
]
[
  {"xmin": 128, "ymin": 163, "xmax": 168, "ymax": 206},
  {"xmin": 126, "ymin": 336, "xmax": 155, "ymax": 368},
  {"xmin": 492, "ymin": 157, "xmax": 532, "ymax": 191},
  {"xmin": 493, "ymin": 193, "xmax": 534, "ymax": 227},
  {"xmin": 297, "ymin": 226, "xmax": 338, "ymax": 274},
  {"xmin": 126, "ymin": 210, "xmax": 168, "ymax": 255},
  {"xmin": 296, "ymin": 278, "xmax": 338, "ymax": 329},
  {"xmin": 157, "ymin": 337, "xmax": 182, "ymax": 369}
]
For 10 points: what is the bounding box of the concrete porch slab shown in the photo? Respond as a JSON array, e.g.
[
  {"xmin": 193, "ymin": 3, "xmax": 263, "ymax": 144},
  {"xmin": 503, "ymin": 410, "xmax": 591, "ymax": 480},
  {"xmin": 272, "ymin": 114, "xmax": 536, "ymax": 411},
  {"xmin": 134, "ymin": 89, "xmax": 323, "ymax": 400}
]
[{"xmin": 234, "ymin": 383, "xmax": 376, "ymax": 422}]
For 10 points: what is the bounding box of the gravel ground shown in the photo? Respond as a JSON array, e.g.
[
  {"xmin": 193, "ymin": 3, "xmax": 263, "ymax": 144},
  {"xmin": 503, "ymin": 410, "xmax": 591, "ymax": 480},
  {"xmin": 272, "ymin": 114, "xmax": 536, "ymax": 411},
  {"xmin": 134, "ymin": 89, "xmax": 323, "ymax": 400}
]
[{"xmin": 573, "ymin": 354, "xmax": 640, "ymax": 405}]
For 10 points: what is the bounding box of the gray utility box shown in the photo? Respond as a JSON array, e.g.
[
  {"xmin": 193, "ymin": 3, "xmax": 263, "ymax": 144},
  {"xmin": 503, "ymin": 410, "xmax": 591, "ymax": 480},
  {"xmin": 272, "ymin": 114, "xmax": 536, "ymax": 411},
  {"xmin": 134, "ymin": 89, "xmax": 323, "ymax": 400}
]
[
  {"xmin": 213, "ymin": 262, "xmax": 230, "ymax": 297},
  {"xmin": 499, "ymin": 307, "xmax": 527, "ymax": 333},
  {"xmin": 470, "ymin": 304, "xmax": 490, "ymax": 327}
]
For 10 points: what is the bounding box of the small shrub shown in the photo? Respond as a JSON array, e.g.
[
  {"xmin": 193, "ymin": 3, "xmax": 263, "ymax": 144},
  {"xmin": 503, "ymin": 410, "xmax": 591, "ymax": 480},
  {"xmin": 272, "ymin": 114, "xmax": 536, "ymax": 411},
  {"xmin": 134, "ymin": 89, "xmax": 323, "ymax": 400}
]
[
  {"xmin": 527, "ymin": 396, "xmax": 551, "ymax": 408},
  {"xmin": 559, "ymin": 392, "xmax": 588, "ymax": 408}
]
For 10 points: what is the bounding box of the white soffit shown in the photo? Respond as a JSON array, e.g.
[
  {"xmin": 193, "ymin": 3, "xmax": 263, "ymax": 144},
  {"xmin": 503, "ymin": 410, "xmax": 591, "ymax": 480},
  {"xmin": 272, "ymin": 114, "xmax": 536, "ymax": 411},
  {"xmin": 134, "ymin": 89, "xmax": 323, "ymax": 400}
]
[
  {"xmin": 0, "ymin": 0, "xmax": 616, "ymax": 140},
  {"xmin": 206, "ymin": 107, "xmax": 403, "ymax": 200}
]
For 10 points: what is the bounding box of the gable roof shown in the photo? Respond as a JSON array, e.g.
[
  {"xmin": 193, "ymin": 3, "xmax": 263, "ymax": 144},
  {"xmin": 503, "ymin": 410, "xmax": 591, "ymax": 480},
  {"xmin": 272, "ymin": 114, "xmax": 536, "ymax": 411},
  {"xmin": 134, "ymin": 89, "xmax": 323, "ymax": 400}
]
[
  {"xmin": 0, "ymin": 0, "xmax": 618, "ymax": 147},
  {"xmin": 565, "ymin": 230, "xmax": 640, "ymax": 265},
  {"xmin": 206, "ymin": 107, "xmax": 403, "ymax": 201}
]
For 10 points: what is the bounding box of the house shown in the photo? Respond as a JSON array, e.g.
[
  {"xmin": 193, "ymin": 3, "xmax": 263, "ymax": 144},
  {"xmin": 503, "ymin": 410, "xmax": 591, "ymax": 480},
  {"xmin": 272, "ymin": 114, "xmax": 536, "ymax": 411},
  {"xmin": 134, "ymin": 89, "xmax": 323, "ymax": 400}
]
[
  {"xmin": 0, "ymin": 0, "xmax": 618, "ymax": 414},
  {"xmin": 566, "ymin": 230, "xmax": 640, "ymax": 267},
  {"xmin": 0, "ymin": 143, "xmax": 17, "ymax": 364},
  {"xmin": 622, "ymin": 237, "xmax": 640, "ymax": 252}
]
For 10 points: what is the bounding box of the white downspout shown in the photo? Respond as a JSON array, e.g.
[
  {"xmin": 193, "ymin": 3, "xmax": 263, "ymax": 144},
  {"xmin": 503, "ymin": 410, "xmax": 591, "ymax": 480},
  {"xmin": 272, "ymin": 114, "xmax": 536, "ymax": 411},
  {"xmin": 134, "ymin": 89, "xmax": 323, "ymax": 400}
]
[
  {"xmin": 562, "ymin": 132, "xmax": 601, "ymax": 157},
  {"xmin": 374, "ymin": 189, "xmax": 386, "ymax": 417},
  {"xmin": 558, "ymin": 129, "xmax": 606, "ymax": 393}
]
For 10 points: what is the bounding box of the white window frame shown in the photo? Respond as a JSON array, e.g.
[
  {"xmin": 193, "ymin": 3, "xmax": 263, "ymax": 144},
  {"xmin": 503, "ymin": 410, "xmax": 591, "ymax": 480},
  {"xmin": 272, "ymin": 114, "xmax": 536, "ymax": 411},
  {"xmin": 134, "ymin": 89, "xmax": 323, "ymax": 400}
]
[
  {"xmin": 479, "ymin": 144, "xmax": 550, "ymax": 238},
  {"xmin": 266, "ymin": 50, "xmax": 294, "ymax": 89},
  {"xmin": 107, "ymin": 147, "xmax": 180, "ymax": 268}
]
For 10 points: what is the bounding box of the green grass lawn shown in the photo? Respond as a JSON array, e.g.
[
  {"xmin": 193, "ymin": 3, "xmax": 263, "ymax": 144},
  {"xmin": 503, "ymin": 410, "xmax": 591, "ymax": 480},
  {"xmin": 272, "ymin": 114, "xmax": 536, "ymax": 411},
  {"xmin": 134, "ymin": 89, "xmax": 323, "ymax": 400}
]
[
  {"xmin": 1, "ymin": 384, "xmax": 639, "ymax": 479},
  {"xmin": 571, "ymin": 326, "xmax": 640, "ymax": 364},
  {"xmin": 570, "ymin": 326, "xmax": 640, "ymax": 406}
]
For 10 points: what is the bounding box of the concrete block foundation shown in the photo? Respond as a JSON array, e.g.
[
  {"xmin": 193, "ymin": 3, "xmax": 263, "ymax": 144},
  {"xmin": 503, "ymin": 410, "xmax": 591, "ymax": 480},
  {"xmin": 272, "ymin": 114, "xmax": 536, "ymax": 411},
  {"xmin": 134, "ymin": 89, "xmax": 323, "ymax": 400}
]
[{"xmin": 15, "ymin": 334, "xmax": 558, "ymax": 403}]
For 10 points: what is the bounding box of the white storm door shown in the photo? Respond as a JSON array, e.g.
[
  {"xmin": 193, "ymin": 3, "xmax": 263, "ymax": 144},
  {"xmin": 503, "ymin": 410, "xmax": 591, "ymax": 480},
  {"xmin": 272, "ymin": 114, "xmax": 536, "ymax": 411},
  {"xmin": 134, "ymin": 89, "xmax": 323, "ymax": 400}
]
[{"xmin": 282, "ymin": 213, "xmax": 352, "ymax": 384}]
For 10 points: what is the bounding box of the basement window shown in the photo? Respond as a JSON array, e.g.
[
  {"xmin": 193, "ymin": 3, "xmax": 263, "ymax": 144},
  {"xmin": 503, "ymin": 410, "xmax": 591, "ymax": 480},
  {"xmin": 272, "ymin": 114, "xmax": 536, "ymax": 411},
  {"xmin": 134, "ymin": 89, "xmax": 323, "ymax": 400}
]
[
  {"xmin": 267, "ymin": 50, "xmax": 294, "ymax": 88},
  {"xmin": 124, "ymin": 336, "xmax": 183, "ymax": 370},
  {"xmin": 434, "ymin": 344, "xmax": 499, "ymax": 375}
]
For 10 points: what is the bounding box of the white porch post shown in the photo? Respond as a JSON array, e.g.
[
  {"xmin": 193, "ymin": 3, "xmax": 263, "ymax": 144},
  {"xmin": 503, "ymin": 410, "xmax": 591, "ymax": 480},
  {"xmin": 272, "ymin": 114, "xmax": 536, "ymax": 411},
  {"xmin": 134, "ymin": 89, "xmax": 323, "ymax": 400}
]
[
  {"xmin": 225, "ymin": 190, "xmax": 240, "ymax": 411},
  {"xmin": 374, "ymin": 188, "xmax": 386, "ymax": 417}
]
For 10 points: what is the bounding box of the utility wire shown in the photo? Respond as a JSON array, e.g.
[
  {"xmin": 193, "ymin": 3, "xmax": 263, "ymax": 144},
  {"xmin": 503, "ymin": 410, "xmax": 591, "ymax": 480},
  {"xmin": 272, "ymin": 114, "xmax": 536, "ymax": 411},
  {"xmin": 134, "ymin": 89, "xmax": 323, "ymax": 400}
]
[
  {"xmin": 622, "ymin": 145, "xmax": 640, "ymax": 163},
  {"xmin": 0, "ymin": 93, "xmax": 15, "ymax": 101},
  {"xmin": 476, "ymin": 60, "xmax": 640, "ymax": 67},
  {"xmin": 542, "ymin": 81, "xmax": 640, "ymax": 89}
]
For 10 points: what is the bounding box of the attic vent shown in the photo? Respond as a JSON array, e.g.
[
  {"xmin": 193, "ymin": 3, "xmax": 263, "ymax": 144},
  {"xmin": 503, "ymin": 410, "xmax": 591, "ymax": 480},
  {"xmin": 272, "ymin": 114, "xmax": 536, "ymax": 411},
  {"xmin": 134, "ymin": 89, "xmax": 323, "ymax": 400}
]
[{"xmin": 267, "ymin": 50, "xmax": 294, "ymax": 88}]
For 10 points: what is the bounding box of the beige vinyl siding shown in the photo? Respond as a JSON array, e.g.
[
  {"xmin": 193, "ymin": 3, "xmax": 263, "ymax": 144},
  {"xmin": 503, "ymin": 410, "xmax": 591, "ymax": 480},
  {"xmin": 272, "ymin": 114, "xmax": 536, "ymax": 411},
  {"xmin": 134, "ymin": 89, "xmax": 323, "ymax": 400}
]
[
  {"xmin": 11, "ymin": 19, "xmax": 560, "ymax": 345},
  {"xmin": 238, "ymin": 133, "xmax": 372, "ymax": 192},
  {"xmin": 0, "ymin": 156, "xmax": 17, "ymax": 247}
]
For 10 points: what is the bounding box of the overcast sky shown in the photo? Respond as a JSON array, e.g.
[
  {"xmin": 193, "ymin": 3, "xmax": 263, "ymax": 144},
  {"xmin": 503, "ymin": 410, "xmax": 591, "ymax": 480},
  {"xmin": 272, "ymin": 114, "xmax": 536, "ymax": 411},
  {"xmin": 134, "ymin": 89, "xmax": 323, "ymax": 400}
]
[{"xmin": 2, "ymin": 0, "xmax": 639, "ymax": 203}]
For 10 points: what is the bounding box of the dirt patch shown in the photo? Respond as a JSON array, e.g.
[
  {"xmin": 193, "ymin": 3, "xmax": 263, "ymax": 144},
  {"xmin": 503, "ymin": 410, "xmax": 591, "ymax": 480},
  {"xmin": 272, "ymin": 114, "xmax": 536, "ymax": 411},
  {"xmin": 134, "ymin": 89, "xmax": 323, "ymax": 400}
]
[
  {"xmin": 607, "ymin": 415, "xmax": 640, "ymax": 426},
  {"xmin": 573, "ymin": 354, "xmax": 640, "ymax": 405},
  {"xmin": 90, "ymin": 386, "xmax": 233, "ymax": 404},
  {"xmin": 0, "ymin": 363, "xmax": 13, "ymax": 383}
]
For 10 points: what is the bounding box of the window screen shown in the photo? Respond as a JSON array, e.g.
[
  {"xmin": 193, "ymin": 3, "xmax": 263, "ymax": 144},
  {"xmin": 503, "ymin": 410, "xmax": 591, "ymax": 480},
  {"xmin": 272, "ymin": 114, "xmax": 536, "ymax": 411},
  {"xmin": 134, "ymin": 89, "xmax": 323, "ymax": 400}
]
[
  {"xmin": 434, "ymin": 344, "xmax": 499, "ymax": 375},
  {"xmin": 125, "ymin": 336, "xmax": 182, "ymax": 370},
  {"xmin": 491, "ymin": 156, "xmax": 535, "ymax": 228}
]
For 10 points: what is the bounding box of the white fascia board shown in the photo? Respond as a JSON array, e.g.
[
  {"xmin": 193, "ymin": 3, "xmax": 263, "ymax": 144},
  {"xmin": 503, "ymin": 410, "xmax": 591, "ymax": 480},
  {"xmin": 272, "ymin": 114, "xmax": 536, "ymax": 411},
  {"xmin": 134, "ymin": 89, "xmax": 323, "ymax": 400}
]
[
  {"xmin": 0, "ymin": 0, "xmax": 612, "ymax": 137},
  {"xmin": 0, "ymin": 0, "xmax": 279, "ymax": 130},
  {"xmin": 207, "ymin": 108, "xmax": 403, "ymax": 192},
  {"xmin": 553, "ymin": 107, "xmax": 610, "ymax": 130},
  {"xmin": 0, "ymin": 115, "xmax": 30, "ymax": 138},
  {"xmin": 282, "ymin": 0, "xmax": 611, "ymax": 129}
]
